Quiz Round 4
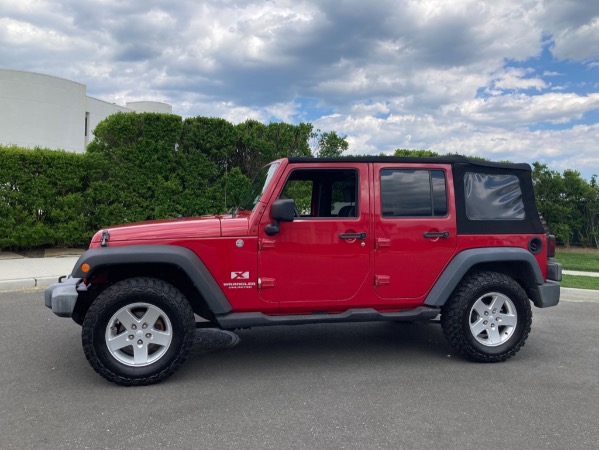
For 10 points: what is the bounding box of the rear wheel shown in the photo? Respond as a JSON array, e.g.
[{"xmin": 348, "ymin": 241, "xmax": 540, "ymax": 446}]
[
  {"xmin": 82, "ymin": 277, "xmax": 195, "ymax": 386},
  {"xmin": 441, "ymin": 271, "xmax": 532, "ymax": 362}
]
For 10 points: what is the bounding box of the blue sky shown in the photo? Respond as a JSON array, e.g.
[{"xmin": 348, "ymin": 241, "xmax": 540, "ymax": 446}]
[{"xmin": 1, "ymin": 0, "xmax": 599, "ymax": 177}]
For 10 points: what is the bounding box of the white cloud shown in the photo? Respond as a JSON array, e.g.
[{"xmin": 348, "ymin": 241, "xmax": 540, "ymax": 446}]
[
  {"xmin": 450, "ymin": 93, "xmax": 599, "ymax": 125},
  {"xmin": 264, "ymin": 101, "xmax": 300, "ymax": 123},
  {"xmin": 436, "ymin": 123, "xmax": 599, "ymax": 176},
  {"xmin": 551, "ymin": 17, "xmax": 599, "ymax": 61},
  {"xmin": 0, "ymin": 17, "xmax": 70, "ymax": 49},
  {"xmin": 492, "ymin": 68, "xmax": 548, "ymax": 91},
  {"xmin": 1, "ymin": 0, "xmax": 599, "ymax": 176},
  {"xmin": 313, "ymin": 110, "xmax": 599, "ymax": 177}
]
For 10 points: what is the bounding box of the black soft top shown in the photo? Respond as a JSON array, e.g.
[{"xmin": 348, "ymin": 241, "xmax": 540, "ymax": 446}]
[
  {"xmin": 288, "ymin": 156, "xmax": 532, "ymax": 172},
  {"xmin": 289, "ymin": 155, "xmax": 543, "ymax": 235}
]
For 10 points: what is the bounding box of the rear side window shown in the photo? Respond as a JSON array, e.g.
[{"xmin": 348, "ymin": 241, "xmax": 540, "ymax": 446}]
[
  {"xmin": 464, "ymin": 173, "xmax": 524, "ymax": 220},
  {"xmin": 381, "ymin": 169, "xmax": 448, "ymax": 217}
]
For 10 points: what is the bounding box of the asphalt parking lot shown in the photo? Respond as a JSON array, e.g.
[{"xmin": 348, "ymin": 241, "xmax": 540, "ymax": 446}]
[{"xmin": 1, "ymin": 289, "xmax": 598, "ymax": 449}]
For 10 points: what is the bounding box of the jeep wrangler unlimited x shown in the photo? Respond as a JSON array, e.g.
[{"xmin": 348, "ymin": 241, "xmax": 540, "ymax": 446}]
[{"xmin": 45, "ymin": 156, "xmax": 561, "ymax": 385}]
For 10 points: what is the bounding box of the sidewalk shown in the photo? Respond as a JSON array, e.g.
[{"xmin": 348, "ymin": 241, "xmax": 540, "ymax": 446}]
[
  {"xmin": 0, "ymin": 250, "xmax": 598, "ymax": 292},
  {"xmin": 563, "ymin": 270, "xmax": 599, "ymax": 277},
  {"xmin": 0, "ymin": 251, "xmax": 81, "ymax": 291}
]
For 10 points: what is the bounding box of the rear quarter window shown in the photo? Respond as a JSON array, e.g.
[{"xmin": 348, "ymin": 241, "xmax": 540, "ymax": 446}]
[{"xmin": 464, "ymin": 173, "xmax": 524, "ymax": 220}]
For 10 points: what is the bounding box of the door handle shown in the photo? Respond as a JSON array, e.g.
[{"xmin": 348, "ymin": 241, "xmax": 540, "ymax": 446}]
[
  {"xmin": 340, "ymin": 232, "xmax": 367, "ymax": 240},
  {"xmin": 423, "ymin": 231, "xmax": 450, "ymax": 239}
]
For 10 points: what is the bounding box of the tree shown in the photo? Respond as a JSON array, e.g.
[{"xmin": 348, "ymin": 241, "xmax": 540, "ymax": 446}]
[
  {"xmin": 177, "ymin": 117, "xmax": 238, "ymax": 213},
  {"xmin": 393, "ymin": 149, "xmax": 440, "ymax": 157},
  {"xmin": 87, "ymin": 112, "xmax": 184, "ymax": 224},
  {"xmin": 312, "ymin": 130, "xmax": 349, "ymax": 158},
  {"xmin": 532, "ymin": 163, "xmax": 599, "ymax": 247}
]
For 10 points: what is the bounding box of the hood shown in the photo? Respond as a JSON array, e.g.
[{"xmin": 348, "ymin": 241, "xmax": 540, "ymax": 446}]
[{"xmin": 90, "ymin": 214, "xmax": 251, "ymax": 246}]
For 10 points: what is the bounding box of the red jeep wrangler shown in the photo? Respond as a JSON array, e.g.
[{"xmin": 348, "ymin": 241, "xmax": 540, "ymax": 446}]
[{"xmin": 45, "ymin": 156, "xmax": 561, "ymax": 385}]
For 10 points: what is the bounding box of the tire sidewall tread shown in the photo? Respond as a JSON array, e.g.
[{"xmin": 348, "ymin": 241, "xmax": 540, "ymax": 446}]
[
  {"xmin": 82, "ymin": 277, "xmax": 195, "ymax": 386},
  {"xmin": 441, "ymin": 271, "xmax": 532, "ymax": 363}
]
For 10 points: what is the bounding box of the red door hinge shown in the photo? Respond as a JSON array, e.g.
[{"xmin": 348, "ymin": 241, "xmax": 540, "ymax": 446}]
[
  {"xmin": 259, "ymin": 239, "xmax": 276, "ymax": 250},
  {"xmin": 258, "ymin": 277, "xmax": 276, "ymax": 289},
  {"xmin": 375, "ymin": 275, "xmax": 391, "ymax": 286},
  {"xmin": 376, "ymin": 238, "xmax": 391, "ymax": 249}
]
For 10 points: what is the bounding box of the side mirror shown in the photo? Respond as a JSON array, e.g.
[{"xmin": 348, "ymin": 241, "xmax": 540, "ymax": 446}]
[
  {"xmin": 271, "ymin": 199, "xmax": 296, "ymax": 222},
  {"xmin": 265, "ymin": 199, "xmax": 296, "ymax": 236}
]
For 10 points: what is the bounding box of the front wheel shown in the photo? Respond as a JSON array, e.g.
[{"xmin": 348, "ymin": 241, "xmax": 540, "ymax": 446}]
[
  {"xmin": 82, "ymin": 278, "xmax": 196, "ymax": 386},
  {"xmin": 441, "ymin": 271, "xmax": 532, "ymax": 362}
]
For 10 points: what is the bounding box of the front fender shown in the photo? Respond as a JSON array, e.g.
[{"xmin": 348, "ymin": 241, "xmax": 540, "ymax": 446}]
[{"xmin": 71, "ymin": 245, "xmax": 233, "ymax": 315}]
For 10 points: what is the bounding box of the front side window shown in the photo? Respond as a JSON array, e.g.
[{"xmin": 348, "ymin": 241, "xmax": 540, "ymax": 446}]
[
  {"xmin": 381, "ymin": 169, "xmax": 448, "ymax": 218},
  {"xmin": 280, "ymin": 179, "xmax": 313, "ymax": 215},
  {"xmin": 464, "ymin": 173, "xmax": 524, "ymax": 220},
  {"xmin": 279, "ymin": 169, "xmax": 358, "ymax": 218}
]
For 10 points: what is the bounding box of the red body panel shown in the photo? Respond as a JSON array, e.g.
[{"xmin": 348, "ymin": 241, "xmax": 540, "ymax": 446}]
[
  {"xmin": 88, "ymin": 158, "xmax": 549, "ymax": 316},
  {"xmin": 90, "ymin": 216, "xmax": 223, "ymax": 246},
  {"xmin": 257, "ymin": 162, "xmax": 372, "ymax": 312},
  {"xmin": 372, "ymin": 163, "xmax": 458, "ymax": 308}
]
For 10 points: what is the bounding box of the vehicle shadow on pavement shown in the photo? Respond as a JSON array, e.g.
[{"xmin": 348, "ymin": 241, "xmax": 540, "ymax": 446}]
[{"xmin": 185, "ymin": 321, "xmax": 455, "ymax": 374}]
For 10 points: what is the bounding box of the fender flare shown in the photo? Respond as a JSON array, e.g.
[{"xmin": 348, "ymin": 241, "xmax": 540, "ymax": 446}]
[
  {"xmin": 71, "ymin": 245, "xmax": 232, "ymax": 315},
  {"xmin": 424, "ymin": 247, "xmax": 544, "ymax": 307}
]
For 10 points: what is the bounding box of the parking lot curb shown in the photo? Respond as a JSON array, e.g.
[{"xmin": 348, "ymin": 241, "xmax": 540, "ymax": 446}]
[{"xmin": 0, "ymin": 276, "xmax": 58, "ymax": 292}]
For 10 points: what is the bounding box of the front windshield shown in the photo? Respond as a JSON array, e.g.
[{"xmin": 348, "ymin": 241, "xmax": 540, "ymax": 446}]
[{"xmin": 238, "ymin": 162, "xmax": 280, "ymax": 211}]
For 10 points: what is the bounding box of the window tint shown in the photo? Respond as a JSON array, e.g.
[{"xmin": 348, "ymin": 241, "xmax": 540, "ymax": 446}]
[
  {"xmin": 331, "ymin": 180, "xmax": 357, "ymax": 217},
  {"xmin": 280, "ymin": 169, "xmax": 358, "ymax": 218},
  {"xmin": 432, "ymin": 171, "xmax": 448, "ymax": 216},
  {"xmin": 280, "ymin": 180, "xmax": 313, "ymax": 215},
  {"xmin": 464, "ymin": 173, "xmax": 524, "ymax": 220},
  {"xmin": 381, "ymin": 169, "xmax": 447, "ymax": 217}
]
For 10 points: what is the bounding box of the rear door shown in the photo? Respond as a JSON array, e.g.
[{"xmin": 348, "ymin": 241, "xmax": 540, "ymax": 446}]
[{"xmin": 373, "ymin": 164, "xmax": 457, "ymax": 304}]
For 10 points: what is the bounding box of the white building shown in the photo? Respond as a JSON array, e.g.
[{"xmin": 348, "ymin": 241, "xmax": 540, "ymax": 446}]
[{"xmin": 0, "ymin": 69, "xmax": 172, "ymax": 153}]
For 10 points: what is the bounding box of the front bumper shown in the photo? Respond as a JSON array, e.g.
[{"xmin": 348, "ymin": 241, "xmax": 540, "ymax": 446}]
[{"xmin": 44, "ymin": 277, "xmax": 85, "ymax": 317}]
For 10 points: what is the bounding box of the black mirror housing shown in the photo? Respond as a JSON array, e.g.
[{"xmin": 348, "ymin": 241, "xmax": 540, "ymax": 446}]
[
  {"xmin": 271, "ymin": 199, "xmax": 296, "ymax": 222},
  {"xmin": 264, "ymin": 199, "xmax": 295, "ymax": 236}
]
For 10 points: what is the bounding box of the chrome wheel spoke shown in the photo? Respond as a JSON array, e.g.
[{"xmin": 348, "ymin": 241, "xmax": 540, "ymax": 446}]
[
  {"xmin": 487, "ymin": 327, "xmax": 502, "ymax": 345},
  {"xmin": 115, "ymin": 308, "xmax": 138, "ymax": 330},
  {"xmin": 151, "ymin": 330, "xmax": 171, "ymax": 347},
  {"xmin": 105, "ymin": 302, "xmax": 173, "ymax": 367},
  {"xmin": 488, "ymin": 294, "xmax": 505, "ymax": 313},
  {"xmin": 469, "ymin": 292, "xmax": 517, "ymax": 347},
  {"xmin": 107, "ymin": 332, "xmax": 131, "ymax": 352},
  {"xmin": 133, "ymin": 343, "xmax": 149, "ymax": 365},
  {"xmin": 499, "ymin": 313, "xmax": 517, "ymax": 327},
  {"xmin": 470, "ymin": 318, "xmax": 487, "ymax": 337},
  {"xmin": 472, "ymin": 299, "xmax": 488, "ymax": 318},
  {"xmin": 141, "ymin": 307, "xmax": 162, "ymax": 328}
]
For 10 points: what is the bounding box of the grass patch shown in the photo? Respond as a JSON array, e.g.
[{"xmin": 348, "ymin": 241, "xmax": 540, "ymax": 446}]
[
  {"xmin": 555, "ymin": 249, "xmax": 599, "ymax": 272},
  {"xmin": 561, "ymin": 274, "xmax": 599, "ymax": 290}
]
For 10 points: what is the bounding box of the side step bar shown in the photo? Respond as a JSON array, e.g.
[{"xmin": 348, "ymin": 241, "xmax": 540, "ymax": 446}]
[{"xmin": 215, "ymin": 306, "xmax": 440, "ymax": 330}]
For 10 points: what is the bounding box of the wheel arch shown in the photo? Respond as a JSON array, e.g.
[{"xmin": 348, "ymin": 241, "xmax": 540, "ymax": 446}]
[
  {"xmin": 424, "ymin": 247, "xmax": 544, "ymax": 307},
  {"xmin": 71, "ymin": 245, "xmax": 232, "ymax": 324}
]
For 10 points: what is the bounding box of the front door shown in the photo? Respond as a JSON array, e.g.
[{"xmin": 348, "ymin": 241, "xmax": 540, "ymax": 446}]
[{"xmin": 258, "ymin": 164, "xmax": 370, "ymax": 305}]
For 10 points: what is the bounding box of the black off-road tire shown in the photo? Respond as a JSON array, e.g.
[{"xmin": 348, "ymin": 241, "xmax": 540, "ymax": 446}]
[
  {"xmin": 441, "ymin": 271, "xmax": 532, "ymax": 363},
  {"xmin": 82, "ymin": 277, "xmax": 195, "ymax": 386}
]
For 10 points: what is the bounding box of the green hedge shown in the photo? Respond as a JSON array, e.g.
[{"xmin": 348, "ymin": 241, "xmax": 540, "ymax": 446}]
[
  {"xmin": 0, "ymin": 112, "xmax": 316, "ymax": 250},
  {"xmin": 0, "ymin": 147, "xmax": 93, "ymax": 248}
]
